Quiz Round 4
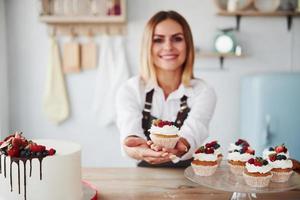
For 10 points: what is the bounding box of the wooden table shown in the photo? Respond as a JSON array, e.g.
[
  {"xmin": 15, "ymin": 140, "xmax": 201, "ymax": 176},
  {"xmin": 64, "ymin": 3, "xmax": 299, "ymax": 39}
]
[{"xmin": 82, "ymin": 168, "xmax": 300, "ymax": 200}]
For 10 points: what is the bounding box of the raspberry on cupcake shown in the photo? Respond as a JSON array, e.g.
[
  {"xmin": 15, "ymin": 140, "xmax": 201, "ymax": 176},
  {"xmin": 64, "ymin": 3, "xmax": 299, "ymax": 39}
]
[
  {"xmin": 191, "ymin": 146, "xmax": 218, "ymax": 176},
  {"xmin": 227, "ymin": 142, "xmax": 255, "ymax": 175},
  {"xmin": 263, "ymin": 144, "xmax": 290, "ymax": 159},
  {"xmin": 243, "ymin": 157, "xmax": 273, "ymax": 188},
  {"xmin": 268, "ymin": 153, "xmax": 293, "ymax": 183},
  {"xmin": 148, "ymin": 119, "xmax": 180, "ymax": 149},
  {"xmin": 205, "ymin": 140, "xmax": 223, "ymax": 165}
]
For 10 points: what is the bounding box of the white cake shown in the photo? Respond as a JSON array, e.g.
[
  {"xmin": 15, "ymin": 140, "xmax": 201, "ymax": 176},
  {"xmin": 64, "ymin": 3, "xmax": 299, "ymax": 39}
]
[{"xmin": 0, "ymin": 139, "xmax": 82, "ymax": 200}]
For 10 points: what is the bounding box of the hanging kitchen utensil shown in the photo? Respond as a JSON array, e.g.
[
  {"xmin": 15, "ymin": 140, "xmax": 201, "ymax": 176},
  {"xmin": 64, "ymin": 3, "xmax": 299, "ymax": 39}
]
[
  {"xmin": 63, "ymin": 28, "xmax": 80, "ymax": 73},
  {"xmin": 81, "ymin": 30, "xmax": 97, "ymax": 70}
]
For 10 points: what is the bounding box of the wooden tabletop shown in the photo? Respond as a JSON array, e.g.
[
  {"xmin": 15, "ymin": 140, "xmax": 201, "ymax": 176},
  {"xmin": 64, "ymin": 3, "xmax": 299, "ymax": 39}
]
[{"xmin": 82, "ymin": 168, "xmax": 300, "ymax": 200}]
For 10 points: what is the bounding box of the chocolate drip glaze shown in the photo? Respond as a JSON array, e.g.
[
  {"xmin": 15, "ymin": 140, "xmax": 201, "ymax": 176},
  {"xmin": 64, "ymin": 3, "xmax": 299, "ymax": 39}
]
[{"xmin": 3, "ymin": 156, "xmax": 45, "ymax": 200}]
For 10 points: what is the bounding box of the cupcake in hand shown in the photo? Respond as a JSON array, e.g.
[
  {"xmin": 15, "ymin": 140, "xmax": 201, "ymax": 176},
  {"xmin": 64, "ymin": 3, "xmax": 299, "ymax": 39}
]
[
  {"xmin": 205, "ymin": 140, "xmax": 223, "ymax": 165},
  {"xmin": 191, "ymin": 146, "xmax": 218, "ymax": 176},
  {"xmin": 263, "ymin": 144, "xmax": 290, "ymax": 159},
  {"xmin": 148, "ymin": 119, "xmax": 180, "ymax": 149},
  {"xmin": 268, "ymin": 153, "xmax": 293, "ymax": 183},
  {"xmin": 227, "ymin": 144, "xmax": 255, "ymax": 175},
  {"xmin": 243, "ymin": 157, "xmax": 273, "ymax": 188}
]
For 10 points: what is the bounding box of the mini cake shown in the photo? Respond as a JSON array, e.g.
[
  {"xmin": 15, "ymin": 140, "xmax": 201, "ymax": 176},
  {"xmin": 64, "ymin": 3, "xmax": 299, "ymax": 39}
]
[
  {"xmin": 243, "ymin": 157, "xmax": 273, "ymax": 188},
  {"xmin": 149, "ymin": 119, "xmax": 180, "ymax": 149},
  {"xmin": 227, "ymin": 141, "xmax": 255, "ymax": 175},
  {"xmin": 263, "ymin": 144, "xmax": 290, "ymax": 159},
  {"xmin": 191, "ymin": 146, "xmax": 218, "ymax": 176},
  {"xmin": 268, "ymin": 153, "xmax": 293, "ymax": 183},
  {"xmin": 205, "ymin": 140, "xmax": 223, "ymax": 165},
  {"xmin": 0, "ymin": 132, "xmax": 82, "ymax": 200}
]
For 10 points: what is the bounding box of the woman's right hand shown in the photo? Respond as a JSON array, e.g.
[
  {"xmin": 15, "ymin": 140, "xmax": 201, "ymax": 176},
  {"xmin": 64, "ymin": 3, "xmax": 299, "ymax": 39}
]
[{"xmin": 123, "ymin": 136, "xmax": 170, "ymax": 164}]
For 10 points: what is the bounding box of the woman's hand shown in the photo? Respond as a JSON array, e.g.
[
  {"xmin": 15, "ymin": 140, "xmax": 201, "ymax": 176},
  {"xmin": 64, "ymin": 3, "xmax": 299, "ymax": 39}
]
[
  {"xmin": 148, "ymin": 137, "xmax": 190, "ymax": 158},
  {"xmin": 123, "ymin": 136, "xmax": 170, "ymax": 164}
]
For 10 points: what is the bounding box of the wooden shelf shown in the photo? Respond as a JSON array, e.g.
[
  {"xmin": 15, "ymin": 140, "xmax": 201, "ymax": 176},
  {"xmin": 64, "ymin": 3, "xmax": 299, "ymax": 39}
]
[
  {"xmin": 40, "ymin": 15, "xmax": 126, "ymax": 24},
  {"xmin": 217, "ymin": 11, "xmax": 300, "ymax": 17},
  {"xmin": 196, "ymin": 51, "xmax": 245, "ymax": 69},
  {"xmin": 217, "ymin": 10, "xmax": 300, "ymax": 31}
]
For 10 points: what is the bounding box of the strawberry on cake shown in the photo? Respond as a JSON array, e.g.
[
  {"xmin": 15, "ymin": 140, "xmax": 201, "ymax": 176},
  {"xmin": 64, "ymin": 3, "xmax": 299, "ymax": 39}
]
[
  {"xmin": 148, "ymin": 119, "xmax": 180, "ymax": 149},
  {"xmin": 268, "ymin": 153, "xmax": 293, "ymax": 183},
  {"xmin": 205, "ymin": 140, "xmax": 223, "ymax": 165},
  {"xmin": 191, "ymin": 146, "xmax": 218, "ymax": 176},
  {"xmin": 243, "ymin": 157, "xmax": 273, "ymax": 188},
  {"xmin": 227, "ymin": 141, "xmax": 255, "ymax": 175},
  {"xmin": 263, "ymin": 144, "xmax": 290, "ymax": 159}
]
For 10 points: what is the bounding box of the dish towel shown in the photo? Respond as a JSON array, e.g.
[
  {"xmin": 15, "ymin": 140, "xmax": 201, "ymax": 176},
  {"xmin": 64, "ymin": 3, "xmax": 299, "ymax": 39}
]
[
  {"xmin": 93, "ymin": 35, "xmax": 130, "ymax": 126},
  {"xmin": 43, "ymin": 36, "xmax": 70, "ymax": 124}
]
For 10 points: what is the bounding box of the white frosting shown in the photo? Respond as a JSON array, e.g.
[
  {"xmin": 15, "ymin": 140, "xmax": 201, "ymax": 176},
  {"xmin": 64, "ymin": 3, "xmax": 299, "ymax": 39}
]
[
  {"xmin": 227, "ymin": 152, "xmax": 254, "ymax": 162},
  {"xmin": 0, "ymin": 139, "xmax": 82, "ymax": 200},
  {"xmin": 193, "ymin": 153, "xmax": 217, "ymax": 162},
  {"xmin": 149, "ymin": 124, "xmax": 179, "ymax": 135},
  {"xmin": 245, "ymin": 162, "xmax": 272, "ymax": 174},
  {"xmin": 228, "ymin": 143, "xmax": 242, "ymax": 151},
  {"xmin": 262, "ymin": 148, "xmax": 290, "ymax": 159},
  {"xmin": 269, "ymin": 159, "xmax": 293, "ymax": 169}
]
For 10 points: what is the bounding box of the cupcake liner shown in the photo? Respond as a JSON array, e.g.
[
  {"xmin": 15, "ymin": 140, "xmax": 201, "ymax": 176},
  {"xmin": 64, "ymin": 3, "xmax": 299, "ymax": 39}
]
[
  {"xmin": 271, "ymin": 170, "xmax": 293, "ymax": 183},
  {"xmin": 149, "ymin": 134, "xmax": 179, "ymax": 149},
  {"xmin": 228, "ymin": 162, "xmax": 245, "ymax": 175},
  {"xmin": 191, "ymin": 163, "xmax": 218, "ymax": 176},
  {"xmin": 243, "ymin": 172, "xmax": 272, "ymax": 188}
]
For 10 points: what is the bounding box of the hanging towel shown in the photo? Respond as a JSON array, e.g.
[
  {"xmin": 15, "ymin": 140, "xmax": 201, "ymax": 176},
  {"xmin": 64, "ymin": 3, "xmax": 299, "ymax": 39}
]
[
  {"xmin": 43, "ymin": 36, "xmax": 70, "ymax": 124},
  {"xmin": 93, "ymin": 35, "xmax": 130, "ymax": 126}
]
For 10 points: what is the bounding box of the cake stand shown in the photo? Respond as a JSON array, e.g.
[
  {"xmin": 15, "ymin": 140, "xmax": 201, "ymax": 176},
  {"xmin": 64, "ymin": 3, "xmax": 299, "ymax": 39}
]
[
  {"xmin": 82, "ymin": 180, "xmax": 98, "ymax": 200},
  {"xmin": 184, "ymin": 163, "xmax": 300, "ymax": 200}
]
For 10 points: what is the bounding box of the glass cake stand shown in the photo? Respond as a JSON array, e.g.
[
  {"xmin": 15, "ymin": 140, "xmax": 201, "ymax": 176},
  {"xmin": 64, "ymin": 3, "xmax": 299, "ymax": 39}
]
[{"xmin": 184, "ymin": 163, "xmax": 300, "ymax": 200}]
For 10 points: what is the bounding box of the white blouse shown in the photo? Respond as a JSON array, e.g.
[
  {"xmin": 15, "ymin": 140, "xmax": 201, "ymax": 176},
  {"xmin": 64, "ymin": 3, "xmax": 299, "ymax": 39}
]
[{"xmin": 115, "ymin": 76, "xmax": 217, "ymax": 161}]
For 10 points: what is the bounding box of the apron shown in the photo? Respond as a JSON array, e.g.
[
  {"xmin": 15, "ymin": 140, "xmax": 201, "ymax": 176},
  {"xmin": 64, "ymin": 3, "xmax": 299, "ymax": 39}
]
[{"xmin": 138, "ymin": 89, "xmax": 193, "ymax": 168}]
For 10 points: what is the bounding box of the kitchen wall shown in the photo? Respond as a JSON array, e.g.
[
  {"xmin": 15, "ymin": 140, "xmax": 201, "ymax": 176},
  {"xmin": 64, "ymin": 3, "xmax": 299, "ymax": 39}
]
[
  {"xmin": 0, "ymin": 0, "xmax": 8, "ymax": 137},
  {"xmin": 3, "ymin": 0, "xmax": 300, "ymax": 167}
]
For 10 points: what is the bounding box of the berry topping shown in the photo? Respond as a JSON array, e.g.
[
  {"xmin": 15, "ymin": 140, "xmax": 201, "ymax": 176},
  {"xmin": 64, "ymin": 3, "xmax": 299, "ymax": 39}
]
[
  {"xmin": 245, "ymin": 147, "xmax": 255, "ymax": 155},
  {"xmin": 235, "ymin": 139, "xmax": 249, "ymax": 147},
  {"xmin": 268, "ymin": 147, "xmax": 275, "ymax": 151},
  {"xmin": 205, "ymin": 148, "xmax": 214, "ymax": 154},
  {"xmin": 250, "ymin": 157, "xmax": 266, "ymax": 167},
  {"xmin": 276, "ymin": 154, "xmax": 287, "ymax": 160},
  {"xmin": 152, "ymin": 119, "xmax": 174, "ymax": 128},
  {"xmin": 248, "ymin": 158, "xmax": 255, "ymax": 164},
  {"xmin": 269, "ymin": 154, "xmax": 277, "ymax": 162},
  {"xmin": 275, "ymin": 144, "xmax": 288, "ymax": 154},
  {"xmin": 0, "ymin": 132, "xmax": 56, "ymax": 158},
  {"xmin": 205, "ymin": 140, "xmax": 220, "ymax": 150},
  {"xmin": 195, "ymin": 146, "xmax": 214, "ymax": 154}
]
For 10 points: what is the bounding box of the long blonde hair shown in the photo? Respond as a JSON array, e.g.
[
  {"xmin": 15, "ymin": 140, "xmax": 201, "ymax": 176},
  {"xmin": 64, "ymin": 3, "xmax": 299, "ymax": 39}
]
[{"xmin": 140, "ymin": 10, "xmax": 195, "ymax": 87}]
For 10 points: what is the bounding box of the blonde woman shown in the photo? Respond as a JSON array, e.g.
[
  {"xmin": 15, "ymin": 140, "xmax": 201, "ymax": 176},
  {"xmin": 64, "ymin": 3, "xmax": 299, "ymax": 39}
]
[{"xmin": 116, "ymin": 10, "xmax": 217, "ymax": 167}]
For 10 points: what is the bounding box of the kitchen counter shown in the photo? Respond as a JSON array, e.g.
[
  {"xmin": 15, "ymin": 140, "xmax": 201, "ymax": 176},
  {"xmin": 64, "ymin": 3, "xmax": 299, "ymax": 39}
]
[{"xmin": 82, "ymin": 168, "xmax": 300, "ymax": 200}]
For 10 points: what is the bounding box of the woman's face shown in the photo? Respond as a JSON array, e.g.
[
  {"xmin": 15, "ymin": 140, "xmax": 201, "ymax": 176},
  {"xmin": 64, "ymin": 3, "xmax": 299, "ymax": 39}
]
[{"xmin": 152, "ymin": 19, "xmax": 187, "ymax": 73}]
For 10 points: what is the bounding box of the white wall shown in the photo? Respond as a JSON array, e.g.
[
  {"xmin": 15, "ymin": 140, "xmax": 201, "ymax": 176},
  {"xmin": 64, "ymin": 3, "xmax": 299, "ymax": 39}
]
[
  {"xmin": 4, "ymin": 0, "xmax": 300, "ymax": 167},
  {"xmin": 0, "ymin": 0, "xmax": 8, "ymax": 137}
]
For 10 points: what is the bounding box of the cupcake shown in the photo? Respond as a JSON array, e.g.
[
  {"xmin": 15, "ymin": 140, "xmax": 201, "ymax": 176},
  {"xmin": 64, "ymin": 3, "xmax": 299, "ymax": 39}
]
[
  {"xmin": 191, "ymin": 146, "xmax": 218, "ymax": 176},
  {"xmin": 205, "ymin": 140, "xmax": 223, "ymax": 165},
  {"xmin": 227, "ymin": 141, "xmax": 255, "ymax": 175},
  {"xmin": 243, "ymin": 157, "xmax": 273, "ymax": 188},
  {"xmin": 148, "ymin": 119, "xmax": 180, "ymax": 149},
  {"xmin": 263, "ymin": 144, "xmax": 290, "ymax": 159},
  {"xmin": 268, "ymin": 153, "xmax": 293, "ymax": 183}
]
